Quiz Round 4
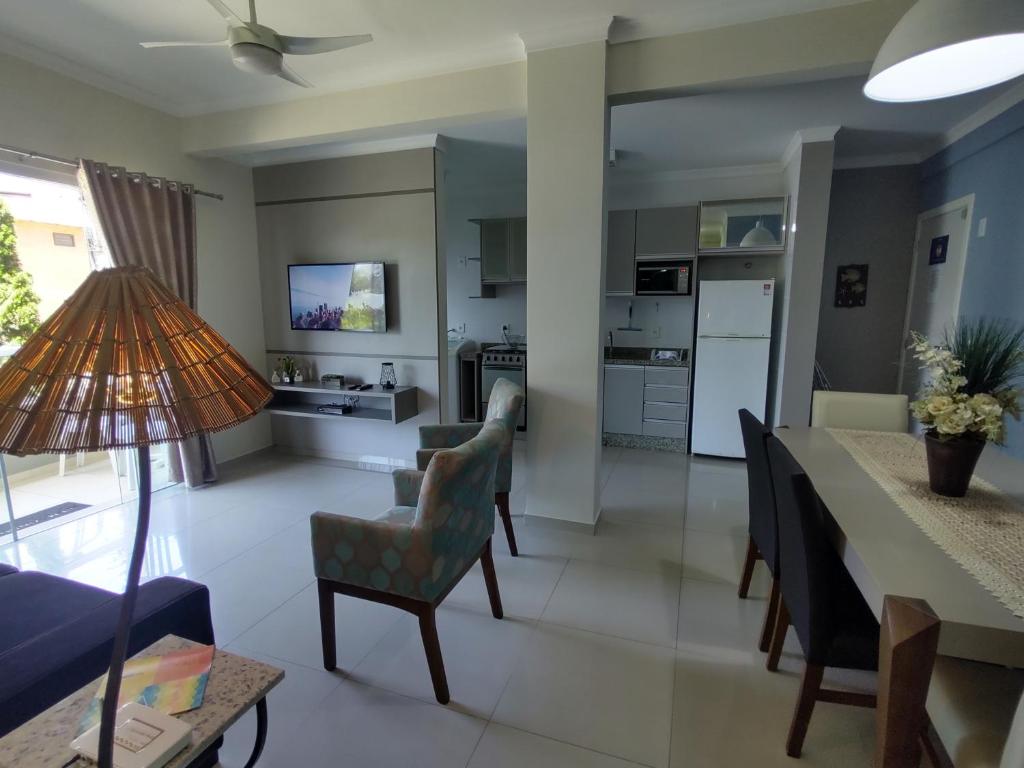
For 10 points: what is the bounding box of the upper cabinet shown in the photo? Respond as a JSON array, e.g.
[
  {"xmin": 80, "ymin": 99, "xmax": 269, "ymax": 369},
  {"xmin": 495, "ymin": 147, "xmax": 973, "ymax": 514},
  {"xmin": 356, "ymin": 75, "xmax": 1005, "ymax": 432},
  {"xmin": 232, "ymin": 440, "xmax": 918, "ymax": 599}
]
[
  {"xmin": 698, "ymin": 197, "xmax": 788, "ymax": 255},
  {"xmin": 478, "ymin": 217, "xmax": 526, "ymax": 285},
  {"xmin": 635, "ymin": 206, "xmax": 698, "ymax": 258},
  {"xmin": 606, "ymin": 210, "xmax": 636, "ymax": 295}
]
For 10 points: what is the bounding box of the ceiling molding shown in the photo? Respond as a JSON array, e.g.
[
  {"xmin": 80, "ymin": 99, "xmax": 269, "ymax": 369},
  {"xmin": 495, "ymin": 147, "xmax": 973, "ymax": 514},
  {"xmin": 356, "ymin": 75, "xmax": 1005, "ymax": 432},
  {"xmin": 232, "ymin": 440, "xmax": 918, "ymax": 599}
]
[
  {"xmin": 935, "ymin": 79, "xmax": 1024, "ymax": 156},
  {"xmin": 518, "ymin": 16, "xmax": 614, "ymax": 54},
  {"xmin": 781, "ymin": 125, "xmax": 841, "ymax": 167},
  {"xmin": 242, "ymin": 134, "xmax": 443, "ymax": 167},
  {"xmin": 832, "ymin": 152, "xmax": 922, "ymax": 170},
  {"xmin": 610, "ymin": 162, "xmax": 784, "ymax": 186},
  {"xmin": 0, "ymin": 31, "xmax": 178, "ymax": 117}
]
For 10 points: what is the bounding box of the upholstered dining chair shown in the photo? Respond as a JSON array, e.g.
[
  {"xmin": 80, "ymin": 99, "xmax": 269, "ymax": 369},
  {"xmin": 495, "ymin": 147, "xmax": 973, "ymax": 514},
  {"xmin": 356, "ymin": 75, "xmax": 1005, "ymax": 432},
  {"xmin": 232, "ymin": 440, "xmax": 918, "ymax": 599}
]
[
  {"xmin": 310, "ymin": 420, "xmax": 508, "ymax": 705},
  {"xmin": 737, "ymin": 409, "xmax": 781, "ymax": 654},
  {"xmin": 417, "ymin": 377, "xmax": 525, "ymax": 556},
  {"xmin": 765, "ymin": 435, "xmax": 881, "ymax": 758},
  {"xmin": 810, "ymin": 391, "xmax": 909, "ymax": 433}
]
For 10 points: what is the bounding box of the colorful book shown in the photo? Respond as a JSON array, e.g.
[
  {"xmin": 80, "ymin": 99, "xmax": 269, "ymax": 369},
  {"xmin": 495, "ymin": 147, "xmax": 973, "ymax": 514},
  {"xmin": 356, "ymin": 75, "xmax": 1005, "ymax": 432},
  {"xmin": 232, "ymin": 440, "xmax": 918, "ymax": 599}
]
[{"xmin": 78, "ymin": 645, "xmax": 215, "ymax": 735}]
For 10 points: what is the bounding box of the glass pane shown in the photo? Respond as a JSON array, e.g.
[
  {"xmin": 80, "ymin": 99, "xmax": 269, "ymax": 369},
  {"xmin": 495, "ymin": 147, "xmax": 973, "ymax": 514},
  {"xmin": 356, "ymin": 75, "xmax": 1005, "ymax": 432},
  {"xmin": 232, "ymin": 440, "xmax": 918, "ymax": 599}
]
[{"xmin": 699, "ymin": 198, "xmax": 787, "ymax": 250}]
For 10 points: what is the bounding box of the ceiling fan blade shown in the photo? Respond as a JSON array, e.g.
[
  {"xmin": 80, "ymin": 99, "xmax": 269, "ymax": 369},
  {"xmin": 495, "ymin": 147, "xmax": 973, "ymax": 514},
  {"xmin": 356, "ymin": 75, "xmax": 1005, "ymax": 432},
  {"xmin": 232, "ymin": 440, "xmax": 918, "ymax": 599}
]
[
  {"xmin": 206, "ymin": 0, "xmax": 246, "ymax": 26},
  {"xmin": 140, "ymin": 40, "xmax": 229, "ymax": 48},
  {"xmin": 278, "ymin": 33, "xmax": 373, "ymax": 55},
  {"xmin": 278, "ymin": 63, "xmax": 313, "ymax": 88}
]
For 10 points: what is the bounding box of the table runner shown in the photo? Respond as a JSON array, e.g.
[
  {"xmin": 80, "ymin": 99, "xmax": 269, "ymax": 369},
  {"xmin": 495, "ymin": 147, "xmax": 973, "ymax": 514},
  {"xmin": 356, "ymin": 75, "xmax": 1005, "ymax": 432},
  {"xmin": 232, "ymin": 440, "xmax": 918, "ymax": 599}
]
[{"xmin": 827, "ymin": 429, "xmax": 1024, "ymax": 620}]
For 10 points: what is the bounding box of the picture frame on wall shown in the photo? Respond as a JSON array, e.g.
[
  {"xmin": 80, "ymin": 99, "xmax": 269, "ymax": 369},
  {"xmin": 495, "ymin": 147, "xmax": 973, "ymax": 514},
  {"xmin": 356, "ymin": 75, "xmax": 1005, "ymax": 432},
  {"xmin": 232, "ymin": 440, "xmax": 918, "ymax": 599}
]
[{"xmin": 834, "ymin": 263, "xmax": 868, "ymax": 308}]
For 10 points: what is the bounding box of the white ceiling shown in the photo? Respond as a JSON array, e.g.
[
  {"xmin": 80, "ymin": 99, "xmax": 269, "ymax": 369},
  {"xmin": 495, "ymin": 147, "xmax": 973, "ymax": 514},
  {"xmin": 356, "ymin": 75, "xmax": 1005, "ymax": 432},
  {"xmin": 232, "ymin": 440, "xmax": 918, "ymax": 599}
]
[
  {"xmin": 0, "ymin": 0, "xmax": 869, "ymax": 116},
  {"xmin": 429, "ymin": 74, "xmax": 1019, "ymax": 185}
]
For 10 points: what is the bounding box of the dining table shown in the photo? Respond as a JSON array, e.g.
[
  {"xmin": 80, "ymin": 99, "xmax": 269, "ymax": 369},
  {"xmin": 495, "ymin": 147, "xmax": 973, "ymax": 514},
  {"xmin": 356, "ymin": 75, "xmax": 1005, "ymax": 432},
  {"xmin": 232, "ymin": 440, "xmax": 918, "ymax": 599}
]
[{"xmin": 776, "ymin": 426, "xmax": 1024, "ymax": 765}]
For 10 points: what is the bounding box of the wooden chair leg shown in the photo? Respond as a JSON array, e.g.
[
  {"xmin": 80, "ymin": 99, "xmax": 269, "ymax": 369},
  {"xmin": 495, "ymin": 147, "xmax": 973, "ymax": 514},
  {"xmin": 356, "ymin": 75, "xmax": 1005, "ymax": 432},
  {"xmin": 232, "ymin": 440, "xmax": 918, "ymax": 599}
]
[
  {"xmin": 495, "ymin": 492, "xmax": 518, "ymax": 557},
  {"xmin": 766, "ymin": 597, "xmax": 790, "ymax": 672},
  {"xmin": 759, "ymin": 576, "xmax": 780, "ymax": 653},
  {"xmin": 738, "ymin": 534, "xmax": 759, "ymax": 598},
  {"xmin": 787, "ymin": 662, "xmax": 825, "ymax": 758},
  {"xmin": 417, "ymin": 606, "xmax": 450, "ymax": 705},
  {"xmin": 480, "ymin": 538, "xmax": 504, "ymax": 619},
  {"xmin": 875, "ymin": 596, "xmax": 941, "ymax": 768},
  {"xmin": 316, "ymin": 579, "xmax": 337, "ymax": 671}
]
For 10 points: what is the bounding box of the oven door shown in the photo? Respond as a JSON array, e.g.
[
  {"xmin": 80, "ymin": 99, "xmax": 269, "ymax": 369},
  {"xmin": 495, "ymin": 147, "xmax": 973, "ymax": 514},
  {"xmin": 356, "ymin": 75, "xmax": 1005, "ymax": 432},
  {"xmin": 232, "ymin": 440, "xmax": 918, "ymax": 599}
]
[{"xmin": 481, "ymin": 365, "xmax": 526, "ymax": 430}]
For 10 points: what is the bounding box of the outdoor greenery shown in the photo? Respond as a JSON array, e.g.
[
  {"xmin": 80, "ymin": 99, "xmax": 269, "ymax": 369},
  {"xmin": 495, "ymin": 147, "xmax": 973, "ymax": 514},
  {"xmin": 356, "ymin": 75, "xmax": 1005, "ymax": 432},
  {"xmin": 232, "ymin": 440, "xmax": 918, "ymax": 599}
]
[
  {"xmin": 0, "ymin": 199, "xmax": 42, "ymax": 346},
  {"xmin": 909, "ymin": 319, "xmax": 1024, "ymax": 443}
]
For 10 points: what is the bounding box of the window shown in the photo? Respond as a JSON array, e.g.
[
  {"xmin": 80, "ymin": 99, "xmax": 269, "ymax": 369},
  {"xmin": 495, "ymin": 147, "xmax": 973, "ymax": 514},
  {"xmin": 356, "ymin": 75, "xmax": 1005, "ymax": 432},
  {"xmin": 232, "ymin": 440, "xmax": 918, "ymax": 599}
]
[{"xmin": 52, "ymin": 232, "xmax": 75, "ymax": 247}]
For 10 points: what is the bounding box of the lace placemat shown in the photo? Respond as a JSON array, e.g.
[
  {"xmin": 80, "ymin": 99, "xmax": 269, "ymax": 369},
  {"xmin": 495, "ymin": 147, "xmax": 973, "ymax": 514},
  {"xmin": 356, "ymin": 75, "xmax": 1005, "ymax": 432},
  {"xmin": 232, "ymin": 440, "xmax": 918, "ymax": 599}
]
[{"xmin": 827, "ymin": 428, "xmax": 1024, "ymax": 620}]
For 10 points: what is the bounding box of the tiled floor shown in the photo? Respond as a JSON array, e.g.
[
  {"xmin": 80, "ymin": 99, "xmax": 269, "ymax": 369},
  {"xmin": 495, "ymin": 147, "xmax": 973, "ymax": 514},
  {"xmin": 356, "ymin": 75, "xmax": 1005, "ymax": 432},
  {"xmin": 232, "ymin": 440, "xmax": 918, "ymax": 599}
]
[{"xmin": 0, "ymin": 446, "xmax": 878, "ymax": 767}]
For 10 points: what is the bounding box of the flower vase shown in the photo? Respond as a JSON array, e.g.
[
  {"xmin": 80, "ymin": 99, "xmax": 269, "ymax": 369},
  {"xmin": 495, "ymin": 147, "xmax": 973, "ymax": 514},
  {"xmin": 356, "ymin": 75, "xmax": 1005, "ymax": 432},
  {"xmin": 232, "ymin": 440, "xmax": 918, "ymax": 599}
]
[{"xmin": 924, "ymin": 431, "xmax": 985, "ymax": 498}]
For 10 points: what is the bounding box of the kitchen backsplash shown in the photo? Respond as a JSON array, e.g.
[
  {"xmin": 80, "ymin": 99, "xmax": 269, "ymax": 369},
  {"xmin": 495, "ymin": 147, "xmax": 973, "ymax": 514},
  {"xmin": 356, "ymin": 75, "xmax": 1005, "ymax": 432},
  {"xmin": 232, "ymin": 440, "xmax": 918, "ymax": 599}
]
[{"xmin": 603, "ymin": 295, "xmax": 695, "ymax": 349}]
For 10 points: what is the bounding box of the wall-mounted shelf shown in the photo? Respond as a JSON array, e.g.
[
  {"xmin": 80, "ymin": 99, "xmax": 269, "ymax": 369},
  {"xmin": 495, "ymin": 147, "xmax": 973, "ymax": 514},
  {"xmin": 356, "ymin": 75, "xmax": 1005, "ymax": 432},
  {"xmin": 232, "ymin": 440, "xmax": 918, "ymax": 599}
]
[{"xmin": 267, "ymin": 383, "xmax": 419, "ymax": 424}]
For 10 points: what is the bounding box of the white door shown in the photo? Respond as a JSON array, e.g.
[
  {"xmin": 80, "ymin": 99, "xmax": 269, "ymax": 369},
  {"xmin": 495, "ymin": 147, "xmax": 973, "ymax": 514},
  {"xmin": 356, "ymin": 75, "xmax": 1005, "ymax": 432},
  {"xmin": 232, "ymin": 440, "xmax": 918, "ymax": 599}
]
[
  {"xmin": 692, "ymin": 337, "xmax": 771, "ymax": 458},
  {"xmin": 899, "ymin": 195, "xmax": 973, "ymax": 397},
  {"xmin": 697, "ymin": 280, "xmax": 775, "ymax": 338}
]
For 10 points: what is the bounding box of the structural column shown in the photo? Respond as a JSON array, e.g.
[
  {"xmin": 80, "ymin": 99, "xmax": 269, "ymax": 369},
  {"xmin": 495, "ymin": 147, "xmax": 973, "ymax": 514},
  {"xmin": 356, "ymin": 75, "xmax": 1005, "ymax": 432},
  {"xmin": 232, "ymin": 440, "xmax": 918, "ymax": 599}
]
[{"xmin": 524, "ymin": 34, "xmax": 609, "ymax": 527}]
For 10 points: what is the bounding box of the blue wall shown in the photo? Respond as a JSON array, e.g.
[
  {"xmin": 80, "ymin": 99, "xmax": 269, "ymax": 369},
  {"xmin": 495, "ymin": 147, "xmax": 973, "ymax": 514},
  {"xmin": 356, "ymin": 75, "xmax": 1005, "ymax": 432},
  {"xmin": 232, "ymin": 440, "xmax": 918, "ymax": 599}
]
[{"xmin": 920, "ymin": 101, "xmax": 1024, "ymax": 458}]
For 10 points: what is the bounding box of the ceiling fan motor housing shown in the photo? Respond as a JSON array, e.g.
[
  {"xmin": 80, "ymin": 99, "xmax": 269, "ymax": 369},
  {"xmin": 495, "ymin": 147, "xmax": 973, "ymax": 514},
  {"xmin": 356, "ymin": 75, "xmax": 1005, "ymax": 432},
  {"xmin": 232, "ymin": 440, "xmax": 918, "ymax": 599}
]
[{"xmin": 229, "ymin": 24, "xmax": 283, "ymax": 75}]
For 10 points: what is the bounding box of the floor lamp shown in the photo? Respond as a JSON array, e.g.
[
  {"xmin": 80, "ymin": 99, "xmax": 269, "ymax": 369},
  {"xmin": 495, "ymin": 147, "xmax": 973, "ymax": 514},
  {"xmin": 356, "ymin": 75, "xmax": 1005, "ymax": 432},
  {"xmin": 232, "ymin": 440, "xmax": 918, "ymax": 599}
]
[{"xmin": 0, "ymin": 266, "xmax": 272, "ymax": 768}]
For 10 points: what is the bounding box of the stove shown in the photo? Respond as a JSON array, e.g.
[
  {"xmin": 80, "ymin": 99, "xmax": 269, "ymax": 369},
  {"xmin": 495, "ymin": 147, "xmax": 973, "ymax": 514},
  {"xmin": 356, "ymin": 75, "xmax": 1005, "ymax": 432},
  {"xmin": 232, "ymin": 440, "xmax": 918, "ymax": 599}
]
[{"xmin": 481, "ymin": 345, "xmax": 526, "ymax": 430}]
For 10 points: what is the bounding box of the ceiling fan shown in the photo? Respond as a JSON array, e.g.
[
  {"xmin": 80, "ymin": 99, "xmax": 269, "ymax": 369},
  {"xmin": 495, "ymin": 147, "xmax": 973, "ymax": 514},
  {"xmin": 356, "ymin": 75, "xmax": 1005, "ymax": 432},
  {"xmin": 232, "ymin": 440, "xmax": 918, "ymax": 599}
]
[{"xmin": 140, "ymin": 0, "xmax": 373, "ymax": 87}]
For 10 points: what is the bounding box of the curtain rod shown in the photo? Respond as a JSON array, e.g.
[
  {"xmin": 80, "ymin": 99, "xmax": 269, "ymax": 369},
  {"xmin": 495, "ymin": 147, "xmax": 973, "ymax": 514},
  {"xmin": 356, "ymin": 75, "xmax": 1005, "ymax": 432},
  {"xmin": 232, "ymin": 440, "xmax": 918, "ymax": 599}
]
[{"xmin": 0, "ymin": 144, "xmax": 224, "ymax": 201}]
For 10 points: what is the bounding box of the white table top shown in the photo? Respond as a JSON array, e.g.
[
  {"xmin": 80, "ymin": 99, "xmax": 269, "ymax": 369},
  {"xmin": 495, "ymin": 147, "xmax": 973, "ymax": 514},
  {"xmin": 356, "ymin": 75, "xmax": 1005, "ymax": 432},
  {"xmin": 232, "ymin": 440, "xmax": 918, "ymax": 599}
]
[{"xmin": 776, "ymin": 426, "xmax": 1024, "ymax": 668}]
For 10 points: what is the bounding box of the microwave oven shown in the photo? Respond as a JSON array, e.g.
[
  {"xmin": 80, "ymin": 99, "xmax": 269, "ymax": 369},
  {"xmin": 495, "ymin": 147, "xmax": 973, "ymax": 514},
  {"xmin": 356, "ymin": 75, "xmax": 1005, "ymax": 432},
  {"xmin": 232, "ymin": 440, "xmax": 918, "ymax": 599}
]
[{"xmin": 635, "ymin": 260, "xmax": 693, "ymax": 295}]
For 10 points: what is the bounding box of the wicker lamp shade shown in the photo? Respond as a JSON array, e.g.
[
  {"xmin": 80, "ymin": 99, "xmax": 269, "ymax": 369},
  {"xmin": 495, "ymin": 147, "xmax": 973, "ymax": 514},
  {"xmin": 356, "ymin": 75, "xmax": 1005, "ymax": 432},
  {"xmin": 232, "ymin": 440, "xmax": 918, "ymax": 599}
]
[{"xmin": 0, "ymin": 266, "xmax": 272, "ymax": 456}]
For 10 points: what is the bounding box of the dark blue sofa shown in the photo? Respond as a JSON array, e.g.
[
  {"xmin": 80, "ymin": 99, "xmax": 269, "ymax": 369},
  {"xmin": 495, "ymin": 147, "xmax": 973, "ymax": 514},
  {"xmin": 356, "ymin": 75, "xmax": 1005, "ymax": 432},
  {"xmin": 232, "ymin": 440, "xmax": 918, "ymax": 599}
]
[{"xmin": 0, "ymin": 563, "xmax": 215, "ymax": 736}]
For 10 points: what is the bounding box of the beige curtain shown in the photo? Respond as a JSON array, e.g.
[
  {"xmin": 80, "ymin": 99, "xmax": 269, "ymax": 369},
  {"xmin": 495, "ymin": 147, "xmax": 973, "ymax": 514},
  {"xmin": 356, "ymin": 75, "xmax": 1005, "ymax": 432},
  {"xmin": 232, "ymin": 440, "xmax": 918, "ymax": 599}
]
[{"xmin": 78, "ymin": 160, "xmax": 216, "ymax": 487}]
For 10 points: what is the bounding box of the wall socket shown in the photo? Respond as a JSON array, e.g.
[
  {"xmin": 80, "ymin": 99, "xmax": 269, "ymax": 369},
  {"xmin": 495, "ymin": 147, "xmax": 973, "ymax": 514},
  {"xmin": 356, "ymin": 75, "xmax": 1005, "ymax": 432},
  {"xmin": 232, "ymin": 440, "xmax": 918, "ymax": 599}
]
[{"xmin": 652, "ymin": 326, "xmax": 661, "ymax": 339}]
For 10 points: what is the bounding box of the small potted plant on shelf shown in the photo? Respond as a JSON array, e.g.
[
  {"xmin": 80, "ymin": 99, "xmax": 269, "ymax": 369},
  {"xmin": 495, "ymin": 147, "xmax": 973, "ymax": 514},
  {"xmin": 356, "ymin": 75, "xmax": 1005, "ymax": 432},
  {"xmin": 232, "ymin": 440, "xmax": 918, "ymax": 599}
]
[
  {"xmin": 277, "ymin": 355, "xmax": 297, "ymax": 384},
  {"xmin": 909, "ymin": 319, "xmax": 1024, "ymax": 497}
]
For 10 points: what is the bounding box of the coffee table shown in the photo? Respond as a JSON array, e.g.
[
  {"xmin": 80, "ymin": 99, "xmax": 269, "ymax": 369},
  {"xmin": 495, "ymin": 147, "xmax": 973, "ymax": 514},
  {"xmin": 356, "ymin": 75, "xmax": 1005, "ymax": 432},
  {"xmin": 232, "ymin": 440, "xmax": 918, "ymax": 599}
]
[{"xmin": 0, "ymin": 635, "xmax": 284, "ymax": 768}]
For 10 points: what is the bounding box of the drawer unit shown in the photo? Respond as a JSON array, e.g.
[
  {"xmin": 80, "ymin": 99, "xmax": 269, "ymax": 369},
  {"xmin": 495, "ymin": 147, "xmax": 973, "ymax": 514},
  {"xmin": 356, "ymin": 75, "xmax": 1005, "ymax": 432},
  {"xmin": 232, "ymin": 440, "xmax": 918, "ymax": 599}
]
[
  {"xmin": 644, "ymin": 385, "xmax": 687, "ymax": 404},
  {"xmin": 644, "ymin": 401, "xmax": 688, "ymax": 422},
  {"xmin": 642, "ymin": 418, "xmax": 688, "ymax": 439},
  {"xmin": 644, "ymin": 366, "xmax": 688, "ymax": 387}
]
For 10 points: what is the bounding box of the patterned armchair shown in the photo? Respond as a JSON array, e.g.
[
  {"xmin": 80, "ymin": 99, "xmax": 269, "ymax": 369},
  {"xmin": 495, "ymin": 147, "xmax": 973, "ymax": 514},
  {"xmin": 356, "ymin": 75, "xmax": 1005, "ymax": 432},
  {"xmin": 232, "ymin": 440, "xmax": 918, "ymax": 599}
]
[
  {"xmin": 310, "ymin": 420, "xmax": 508, "ymax": 705},
  {"xmin": 417, "ymin": 377, "xmax": 525, "ymax": 555}
]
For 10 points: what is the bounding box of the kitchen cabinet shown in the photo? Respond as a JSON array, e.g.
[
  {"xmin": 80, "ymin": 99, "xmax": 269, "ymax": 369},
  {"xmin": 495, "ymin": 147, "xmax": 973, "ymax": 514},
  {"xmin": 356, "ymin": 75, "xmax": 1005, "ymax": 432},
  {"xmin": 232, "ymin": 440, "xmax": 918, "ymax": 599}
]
[
  {"xmin": 478, "ymin": 217, "xmax": 526, "ymax": 284},
  {"xmin": 603, "ymin": 365, "xmax": 644, "ymax": 435},
  {"xmin": 642, "ymin": 365, "xmax": 690, "ymax": 442},
  {"xmin": 606, "ymin": 210, "xmax": 636, "ymax": 295},
  {"xmin": 635, "ymin": 206, "xmax": 698, "ymax": 258},
  {"xmin": 698, "ymin": 197, "xmax": 788, "ymax": 254}
]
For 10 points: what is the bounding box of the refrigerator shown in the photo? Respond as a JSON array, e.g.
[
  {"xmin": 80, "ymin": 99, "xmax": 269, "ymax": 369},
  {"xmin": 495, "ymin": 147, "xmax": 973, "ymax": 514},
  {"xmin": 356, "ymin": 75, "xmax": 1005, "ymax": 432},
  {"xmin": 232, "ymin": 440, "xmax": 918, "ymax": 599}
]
[{"xmin": 691, "ymin": 279, "xmax": 775, "ymax": 458}]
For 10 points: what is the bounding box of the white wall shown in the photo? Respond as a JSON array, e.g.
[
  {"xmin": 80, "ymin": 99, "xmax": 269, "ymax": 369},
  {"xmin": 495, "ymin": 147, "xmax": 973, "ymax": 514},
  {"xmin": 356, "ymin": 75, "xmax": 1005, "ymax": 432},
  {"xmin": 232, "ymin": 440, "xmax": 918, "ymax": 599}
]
[
  {"xmin": 0, "ymin": 51, "xmax": 270, "ymax": 474},
  {"xmin": 526, "ymin": 41, "xmax": 609, "ymax": 527}
]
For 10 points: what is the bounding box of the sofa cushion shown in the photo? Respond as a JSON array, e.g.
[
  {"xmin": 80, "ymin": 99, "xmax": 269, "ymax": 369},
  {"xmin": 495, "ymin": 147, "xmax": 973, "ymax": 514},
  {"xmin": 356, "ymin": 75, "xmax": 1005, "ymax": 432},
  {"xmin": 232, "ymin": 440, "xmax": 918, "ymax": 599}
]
[
  {"xmin": 0, "ymin": 574, "xmax": 214, "ymax": 736},
  {"xmin": 0, "ymin": 571, "xmax": 115, "ymax": 653}
]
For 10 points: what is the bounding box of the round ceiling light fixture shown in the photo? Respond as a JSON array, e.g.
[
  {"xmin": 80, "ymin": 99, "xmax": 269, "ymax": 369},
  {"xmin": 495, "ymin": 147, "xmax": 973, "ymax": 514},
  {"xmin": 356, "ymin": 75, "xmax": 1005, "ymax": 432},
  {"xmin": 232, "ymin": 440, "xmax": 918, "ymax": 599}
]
[{"xmin": 865, "ymin": 0, "xmax": 1024, "ymax": 103}]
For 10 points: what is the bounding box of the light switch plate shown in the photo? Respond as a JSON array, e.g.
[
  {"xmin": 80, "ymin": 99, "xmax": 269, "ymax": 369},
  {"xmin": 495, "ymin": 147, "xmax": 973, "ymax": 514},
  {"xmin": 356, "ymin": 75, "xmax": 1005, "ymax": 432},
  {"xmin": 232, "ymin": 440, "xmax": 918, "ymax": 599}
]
[{"xmin": 978, "ymin": 217, "xmax": 988, "ymax": 238}]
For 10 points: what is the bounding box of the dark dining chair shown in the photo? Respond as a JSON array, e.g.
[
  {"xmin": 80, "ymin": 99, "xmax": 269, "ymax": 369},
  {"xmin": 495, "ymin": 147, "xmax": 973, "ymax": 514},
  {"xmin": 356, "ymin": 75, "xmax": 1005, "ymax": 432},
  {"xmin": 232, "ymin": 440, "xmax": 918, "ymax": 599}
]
[
  {"xmin": 737, "ymin": 409, "xmax": 781, "ymax": 653},
  {"xmin": 764, "ymin": 435, "xmax": 881, "ymax": 758}
]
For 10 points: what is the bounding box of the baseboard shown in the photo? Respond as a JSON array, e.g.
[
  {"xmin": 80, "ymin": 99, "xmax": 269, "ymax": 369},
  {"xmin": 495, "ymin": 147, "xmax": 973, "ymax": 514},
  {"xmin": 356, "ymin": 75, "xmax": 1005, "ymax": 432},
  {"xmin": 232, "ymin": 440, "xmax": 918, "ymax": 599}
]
[{"xmin": 524, "ymin": 513, "xmax": 597, "ymax": 536}]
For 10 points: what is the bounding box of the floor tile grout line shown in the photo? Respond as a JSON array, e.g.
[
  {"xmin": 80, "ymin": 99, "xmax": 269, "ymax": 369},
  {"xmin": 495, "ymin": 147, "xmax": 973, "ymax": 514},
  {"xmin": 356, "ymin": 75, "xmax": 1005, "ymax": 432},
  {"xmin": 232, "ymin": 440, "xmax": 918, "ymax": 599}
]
[
  {"xmin": 478, "ymin": 721, "xmax": 661, "ymax": 768},
  {"xmin": 216, "ymin": 577, "xmax": 316, "ymax": 647}
]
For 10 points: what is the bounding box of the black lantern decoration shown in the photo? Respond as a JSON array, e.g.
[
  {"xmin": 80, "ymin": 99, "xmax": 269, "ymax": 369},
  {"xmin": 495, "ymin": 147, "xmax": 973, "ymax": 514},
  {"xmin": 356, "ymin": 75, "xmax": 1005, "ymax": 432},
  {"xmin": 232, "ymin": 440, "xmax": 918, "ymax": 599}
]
[{"xmin": 379, "ymin": 362, "xmax": 397, "ymax": 389}]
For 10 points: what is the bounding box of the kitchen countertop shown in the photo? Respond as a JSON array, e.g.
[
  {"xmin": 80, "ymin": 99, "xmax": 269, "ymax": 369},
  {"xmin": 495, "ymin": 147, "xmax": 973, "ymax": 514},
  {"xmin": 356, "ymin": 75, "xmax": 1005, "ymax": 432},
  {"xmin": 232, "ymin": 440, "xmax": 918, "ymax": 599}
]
[{"xmin": 604, "ymin": 346, "xmax": 689, "ymax": 367}]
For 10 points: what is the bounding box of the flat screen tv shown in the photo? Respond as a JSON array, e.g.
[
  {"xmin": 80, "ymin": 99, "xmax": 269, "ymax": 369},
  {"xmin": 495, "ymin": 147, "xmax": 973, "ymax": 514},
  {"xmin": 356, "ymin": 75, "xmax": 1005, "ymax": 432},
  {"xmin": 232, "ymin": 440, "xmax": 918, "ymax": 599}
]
[{"xmin": 288, "ymin": 262, "xmax": 387, "ymax": 333}]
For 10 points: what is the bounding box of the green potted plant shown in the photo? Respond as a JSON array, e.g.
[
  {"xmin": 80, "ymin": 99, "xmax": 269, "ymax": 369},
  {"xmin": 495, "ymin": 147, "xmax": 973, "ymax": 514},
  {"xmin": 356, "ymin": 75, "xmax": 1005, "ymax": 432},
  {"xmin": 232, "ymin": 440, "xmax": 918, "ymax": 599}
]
[
  {"xmin": 277, "ymin": 355, "xmax": 297, "ymax": 384},
  {"xmin": 909, "ymin": 319, "xmax": 1024, "ymax": 497}
]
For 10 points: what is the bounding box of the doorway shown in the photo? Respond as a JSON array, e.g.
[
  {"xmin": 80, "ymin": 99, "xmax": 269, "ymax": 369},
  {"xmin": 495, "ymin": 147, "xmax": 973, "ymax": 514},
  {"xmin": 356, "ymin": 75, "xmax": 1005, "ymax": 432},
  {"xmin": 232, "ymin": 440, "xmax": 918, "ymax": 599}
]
[{"xmin": 898, "ymin": 194, "xmax": 974, "ymax": 397}]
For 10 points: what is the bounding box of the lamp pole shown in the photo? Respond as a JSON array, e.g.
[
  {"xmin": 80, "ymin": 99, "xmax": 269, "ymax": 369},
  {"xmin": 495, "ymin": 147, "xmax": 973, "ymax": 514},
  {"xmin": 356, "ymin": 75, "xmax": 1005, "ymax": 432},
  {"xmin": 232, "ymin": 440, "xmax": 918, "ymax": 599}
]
[{"xmin": 97, "ymin": 445, "xmax": 151, "ymax": 768}]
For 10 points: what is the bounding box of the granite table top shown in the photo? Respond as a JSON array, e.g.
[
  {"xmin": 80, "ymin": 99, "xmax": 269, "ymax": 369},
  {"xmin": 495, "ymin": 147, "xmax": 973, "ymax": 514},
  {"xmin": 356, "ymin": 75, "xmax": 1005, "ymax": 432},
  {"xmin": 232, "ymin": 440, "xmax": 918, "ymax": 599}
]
[{"xmin": 0, "ymin": 636, "xmax": 284, "ymax": 768}]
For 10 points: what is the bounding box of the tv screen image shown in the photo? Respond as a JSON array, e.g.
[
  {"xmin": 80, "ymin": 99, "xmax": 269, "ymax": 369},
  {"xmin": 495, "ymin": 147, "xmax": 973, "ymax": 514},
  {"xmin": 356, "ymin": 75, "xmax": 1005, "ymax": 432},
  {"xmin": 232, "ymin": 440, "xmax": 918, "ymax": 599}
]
[{"xmin": 288, "ymin": 263, "xmax": 386, "ymax": 333}]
